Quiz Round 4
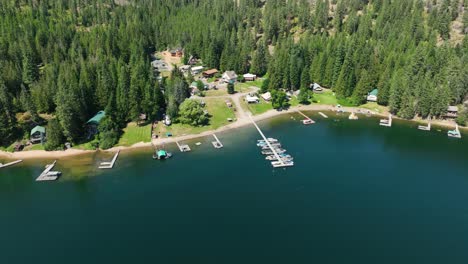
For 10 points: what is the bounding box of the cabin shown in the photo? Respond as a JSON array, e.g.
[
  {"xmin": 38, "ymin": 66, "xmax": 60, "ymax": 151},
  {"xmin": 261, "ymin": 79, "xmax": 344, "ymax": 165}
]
[
  {"xmin": 261, "ymin": 92, "xmax": 272, "ymax": 102},
  {"xmin": 86, "ymin": 111, "xmax": 106, "ymax": 137},
  {"xmin": 445, "ymin": 106, "xmax": 458, "ymax": 118},
  {"xmin": 310, "ymin": 83, "xmax": 323, "ymax": 92},
  {"xmin": 367, "ymin": 89, "xmax": 378, "ymax": 102},
  {"xmin": 30, "ymin": 126, "xmax": 46, "ymax": 144},
  {"xmin": 202, "ymin": 69, "xmax": 218, "ymax": 78},
  {"xmin": 222, "ymin": 71, "xmax": 238, "ymax": 83},
  {"xmin": 243, "ymin": 73, "xmax": 257, "ymax": 81},
  {"xmin": 170, "ymin": 48, "xmax": 183, "ymax": 57},
  {"xmin": 188, "ymin": 55, "xmax": 198, "ymax": 65},
  {"xmin": 191, "ymin": 66, "xmax": 204, "ymax": 75},
  {"xmin": 245, "ymin": 94, "xmax": 260, "ymax": 104}
]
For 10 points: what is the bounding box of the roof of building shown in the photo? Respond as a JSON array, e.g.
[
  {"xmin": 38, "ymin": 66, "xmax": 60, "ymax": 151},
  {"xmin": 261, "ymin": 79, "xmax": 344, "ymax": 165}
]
[
  {"xmin": 203, "ymin": 69, "xmax": 219, "ymax": 75},
  {"xmin": 191, "ymin": 66, "xmax": 204, "ymax": 71},
  {"xmin": 246, "ymin": 95, "xmax": 259, "ymax": 101},
  {"xmin": 157, "ymin": 150, "xmax": 167, "ymax": 157},
  {"xmin": 223, "ymin": 71, "xmax": 237, "ymax": 79},
  {"xmin": 31, "ymin": 126, "xmax": 45, "ymax": 136},
  {"xmin": 262, "ymin": 92, "xmax": 272, "ymax": 100},
  {"xmin": 369, "ymin": 89, "xmax": 378, "ymax": 96},
  {"xmin": 243, "ymin": 73, "xmax": 257, "ymax": 78},
  {"xmin": 190, "ymin": 81, "xmax": 198, "ymax": 88},
  {"xmin": 87, "ymin": 111, "xmax": 106, "ymax": 125},
  {"xmin": 448, "ymin": 106, "xmax": 459, "ymax": 112}
]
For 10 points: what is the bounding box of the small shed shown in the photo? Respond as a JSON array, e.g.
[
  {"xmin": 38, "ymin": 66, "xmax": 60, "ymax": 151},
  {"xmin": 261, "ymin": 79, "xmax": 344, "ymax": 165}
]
[
  {"xmin": 446, "ymin": 106, "xmax": 458, "ymax": 118},
  {"xmin": 86, "ymin": 111, "xmax": 106, "ymax": 137},
  {"xmin": 30, "ymin": 126, "xmax": 46, "ymax": 144},
  {"xmin": 261, "ymin": 92, "xmax": 272, "ymax": 101},
  {"xmin": 367, "ymin": 89, "xmax": 378, "ymax": 102},
  {"xmin": 243, "ymin": 73, "xmax": 257, "ymax": 81},
  {"xmin": 203, "ymin": 69, "xmax": 219, "ymax": 78}
]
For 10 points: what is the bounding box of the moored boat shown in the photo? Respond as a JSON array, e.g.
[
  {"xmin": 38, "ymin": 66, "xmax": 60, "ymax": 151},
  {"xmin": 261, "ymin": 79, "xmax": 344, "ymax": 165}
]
[{"xmin": 153, "ymin": 149, "xmax": 173, "ymax": 160}]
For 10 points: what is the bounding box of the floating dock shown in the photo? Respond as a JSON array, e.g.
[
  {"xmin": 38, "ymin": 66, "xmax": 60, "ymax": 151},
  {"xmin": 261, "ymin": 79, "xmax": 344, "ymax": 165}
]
[
  {"xmin": 249, "ymin": 115, "xmax": 293, "ymax": 168},
  {"xmin": 176, "ymin": 141, "xmax": 191, "ymax": 152},
  {"xmin": 0, "ymin": 160, "xmax": 22, "ymax": 169},
  {"xmin": 36, "ymin": 160, "xmax": 61, "ymax": 182},
  {"xmin": 99, "ymin": 151, "xmax": 120, "ymax": 169},
  {"xmin": 418, "ymin": 122, "xmax": 431, "ymax": 131},
  {"xmin": 297, "ymin": 110, "xmax": 315, "ymax": 124},
  {"xmin": 448, "ymin": 125, "xmax": 462, "ymax": 139},
  {"xmin": 380, "ymin": 114, "xmax": 392, "ymax": 127},
  {"xmin": 318, "ymin": 112, "xmax": 328, "ymax": 118},
  {"xmin": 212, "ymin": 134, "xmax": 223, "ymax": 149}
]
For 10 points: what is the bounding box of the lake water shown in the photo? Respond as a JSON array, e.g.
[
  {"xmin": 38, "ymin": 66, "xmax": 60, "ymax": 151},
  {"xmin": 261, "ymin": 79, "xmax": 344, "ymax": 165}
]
[{"xmin": 1, "ymin": 112, "xmax": 467, "ymax": 264}]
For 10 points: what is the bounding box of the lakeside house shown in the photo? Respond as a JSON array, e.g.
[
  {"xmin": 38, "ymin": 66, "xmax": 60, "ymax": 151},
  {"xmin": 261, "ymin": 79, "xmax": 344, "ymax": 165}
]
[
  {"xmin": 86, "ymin": 111, "xmax": 106, "ymax": 137},
  {"xmin": 191, "ymin": 66, "xmax": 204, "ymax": 75},
  {"xmin": 445, "ymin": 106, "xmax": 458, "ymax": 118},
  {"xmin": 30, "ymin": 126, "xmax": 46, "ymax": 144},
  {"xmin": 188, "ymin": 55, "xmax": 198, "ymax": 65},
  {"xmin": 367, "ymin": 89, "xmax": 378, "ymax": 102},
  {"xmin": 261, "ymin": 92, "xmax": 272, "ymax": 101},
  {"xmin": 243, "ymin": 73, "xmax": 257, "ymax": 81},
  {"xmin": 203, "ymin": 69, "xmax": 219, "ymax": 78},
  {"xmin": 169, "ymin": 48, "xmax": 183, "ymax": 57},
  {"xmin": 245, "ymin": 94, "xmax": 260, "ymax": 104},
  {"xmin": 222, "ymin": 71, "xmax": 238, "ymax": 83}
]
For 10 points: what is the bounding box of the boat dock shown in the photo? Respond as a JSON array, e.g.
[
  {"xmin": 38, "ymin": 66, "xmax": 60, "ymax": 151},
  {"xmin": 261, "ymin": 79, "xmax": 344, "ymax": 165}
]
[
  {"xmin": 212, "ymin": 134, "xmax": 223, "ymax": 149},
  {"xmin": 380, "ymin": 114, "xmax": 392, "ymax": 127},
  {"xmin": 36, "ymin": 160, "xmax": 61, "ymax": 181},
  {"xmin": 318, "ymin": 112, "xmax": 328, "ymax": 118},
  {"xmin": 0, "ymin": 160, "xmax": 23, "ymax": 169},
  {"xmin": 176, "ymin": 141, "xmax": 191, "ymax": 152},
  {"xmin": 249, "ymin": 115, "xmax": 293, "ymax": 168},
  {"xmin": 297, "ymin": 110, "xmax": 315, "ymax": 124},
  {"xmin": 99, "ymin": 151, "xmax": 120, "ymax": 169},
  {"xmin": 418, "ymin": 122, "xmax": 431, "ymax": 131},
  {"xmin": 448, "ymin": 124, "xmax": 462, "ymax": 139}
]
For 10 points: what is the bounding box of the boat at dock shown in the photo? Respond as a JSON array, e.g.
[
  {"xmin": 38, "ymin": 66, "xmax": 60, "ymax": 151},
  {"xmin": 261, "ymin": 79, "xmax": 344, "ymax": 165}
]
[
  {"xmin": 418, "ymin": 122, "xmax": 431, "ymax": 131},
  {"xmin": 302, "ymin": 119, "xmax": 315, "ymax": 125},
  {"xmin": 153, "ymin": 149, "xmax": 173, "ymax": 160},
  {"xmin": 262, "ymin": 149, "xmax": 286, "ymax": 155},
  {"xmin": 448, "ymin": 125, "xmax": 461, "ymax": 139},
  {"xmin": 257, "ymin": 138, "xmax": 278, "ymax": 143},
  {"xmin": 271, "ymin": 161, "xmax": 294, "ymax": 167}
]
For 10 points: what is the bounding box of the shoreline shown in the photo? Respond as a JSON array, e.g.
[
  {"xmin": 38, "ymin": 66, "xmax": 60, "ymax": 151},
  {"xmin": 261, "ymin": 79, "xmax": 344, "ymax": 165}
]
[{"xmin": 0, "ymin": 104, "xmax": 464, "ymax": 161}]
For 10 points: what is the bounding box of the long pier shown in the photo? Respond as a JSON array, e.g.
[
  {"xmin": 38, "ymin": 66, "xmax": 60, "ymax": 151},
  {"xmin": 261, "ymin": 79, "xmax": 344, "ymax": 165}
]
[
  {"xmin": 36, "ymin": 160, "xmax": 61, "ymax": 181},
  {"xmin": 99, "ymin": 151, "xmax": 120, "ymax": 169},
  {"xmin": 248, "ymin": 115, "xmax": 292, "ymax": 168},
  {"xmin": 297, "ymin": 110, "xmax": 313, "ymax": 121},
  {"xmin": 176, "ymin": 141, "xmax": 191, "ymax": 152},
  {"xmin": 318, "ymin": 112, "xmax": 328, "ymax": 118},
  {"xmin": 0, "ymin": 160, "xmax": 23, "ymax": 169},
  {"xmin": 212, "ymin": 134, "xmax": 223, "ymax": 149}
]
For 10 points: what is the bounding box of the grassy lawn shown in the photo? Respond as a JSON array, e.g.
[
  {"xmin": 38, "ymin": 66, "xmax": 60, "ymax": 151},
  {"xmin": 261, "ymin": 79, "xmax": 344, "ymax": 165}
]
[
  {"xmin": 360, "ymin": 102, "xmax": 389, "ymax": 114},
  {"xmin": 24, "ymin": 144, "xmax": 45, "ymax": 151},
  {"xmin": 312, "ymin": 90, "xmax": 338, "ymax": 105},
  {"xmin": 154, "ymin": 98, "xmax": 235, "ymax": 137},
  {"xmin": 241, "ymin": 97, "xmax": 273, "ymax": 115},
  {"xmin": 117, "ymin": 122, "xmax": 152, "ymax": 146},
  {"xmin": 236, "ymin": 79, "xmax": 264, "ymax": 92},
  {"xmin": 73, "ymin": 139, "xmax": 99, "ymax": 150},
  {"xmin": 205, "ymin": 89, "xmax": 228, "ymax": 97}
]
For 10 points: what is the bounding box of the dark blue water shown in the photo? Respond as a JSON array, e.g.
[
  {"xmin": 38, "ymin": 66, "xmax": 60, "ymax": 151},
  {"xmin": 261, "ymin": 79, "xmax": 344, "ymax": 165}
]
[{"xmin": 1, "ymin": 113, "xmax": 467, "ymax": 264}]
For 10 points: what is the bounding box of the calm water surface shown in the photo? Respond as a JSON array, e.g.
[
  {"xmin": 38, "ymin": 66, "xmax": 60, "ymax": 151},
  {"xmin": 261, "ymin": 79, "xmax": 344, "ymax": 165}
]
[{"xmin": 1, "ymin": 112, "xmax": 467, "ymax": 264}]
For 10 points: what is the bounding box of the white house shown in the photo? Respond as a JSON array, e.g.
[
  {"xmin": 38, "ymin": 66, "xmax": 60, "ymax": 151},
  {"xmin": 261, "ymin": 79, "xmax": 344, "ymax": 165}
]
[
  {"xmin": 261, "ymin": 92, "xmax": 272, "ymax": 101},
  {"xmin": 311, "ymin": 83, "xmax": 323, "ymax": 91},
  {"xmin": 245, "ymin": 94, "xmax": 260, "ymax": 104},
  {"xmin": 191, "ymin": 66, "xmax": 204, "ymax": 75},
  {"xmin": 243, "ymin": 73, "xmax": 257, "ymax": 81},
  {"xmin": 222, "ymin": 71, "xmax": 238, "ymax": 83},
  {"xmin": 367, "ymin": 89, "xmax": 378, "ymax": 102}
]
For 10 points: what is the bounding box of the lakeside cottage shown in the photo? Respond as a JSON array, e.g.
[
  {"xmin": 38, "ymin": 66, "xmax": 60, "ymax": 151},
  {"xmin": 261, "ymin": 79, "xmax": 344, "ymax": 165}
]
[
  {"xmin": 86, "ymin": 111, "xmax": 106, "ymax": 138},
  {"xmin": 446, "ymin": 106, "xmax": 458, "ymax": 118},
  {"xmin": 203, "ymin": 69, "xmax": 219, "ymax": 78},
  {"xmin": 30, "ymin": 126, "xmax": 46, "ymax": 144},
  {"xmin": 261, "ymin": 92, "xmax": 272, "ymax": 101},
  {"xmin": 243, "ymin": 73, "xmax": 257, "ymax": 81},
  {"xmin": 245, "ymin": 94, "xmax": 260, "ymax": 104},
  {"xmin": 222, "ymin": 71, "xmax": 238, "ymax": 83},
  {"xmin": 367, "ymin": 89, "xmax": 378, "ymax": 102},
  {"xmin": 191, "ymin": 66, "xmax": 204, "ymax": 75}
]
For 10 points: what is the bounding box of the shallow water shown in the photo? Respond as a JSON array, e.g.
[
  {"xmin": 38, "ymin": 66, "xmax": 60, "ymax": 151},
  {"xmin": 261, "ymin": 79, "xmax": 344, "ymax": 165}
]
[{"xmin": 1, "ymin": 112, "xmax": 467, "ymax": 264}]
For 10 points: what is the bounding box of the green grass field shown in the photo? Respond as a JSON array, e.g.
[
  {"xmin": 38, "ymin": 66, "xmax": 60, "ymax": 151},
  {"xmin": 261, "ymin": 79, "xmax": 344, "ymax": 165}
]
[
  {"xmin": 117, "ymin": 123, "xmax": 152, "ymax": 146},
  {"xmin": 313, "ymin": 90, "xmax": 338, "ymax": 105},
  {"xmin": 360, "ymin": 102, "xmax": 388, "ymax": 113},
  {"xmin": 241, "ymin": 98, "xmax": 273, "ymax": 115},
  {"xmin": 154, "ymin": 98, "xmax": 235, "ymax": 137},
  {"xmin": 205, "ymin": 89, "xmax": 228, "ymax": 97}
]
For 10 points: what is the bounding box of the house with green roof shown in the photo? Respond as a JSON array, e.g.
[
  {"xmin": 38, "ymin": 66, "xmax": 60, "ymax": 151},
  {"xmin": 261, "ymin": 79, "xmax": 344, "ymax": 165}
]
[
  {"xmin": 367, "ymin": 89, "xmax": 378, "ymax": 102},
  {"xmin": 30, "ymin": 125, "xmax": 46, "ymax": 144},
  {"xmin": 86, "ymin": 111, "xmax": 106, "ymax": 137}
]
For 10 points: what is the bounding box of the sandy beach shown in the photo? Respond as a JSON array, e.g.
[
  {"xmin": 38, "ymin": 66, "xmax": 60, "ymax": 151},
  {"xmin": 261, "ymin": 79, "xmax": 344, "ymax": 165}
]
[{"xmin": 0, "ymin": 103, "xmax": 464, "ymax": 161}]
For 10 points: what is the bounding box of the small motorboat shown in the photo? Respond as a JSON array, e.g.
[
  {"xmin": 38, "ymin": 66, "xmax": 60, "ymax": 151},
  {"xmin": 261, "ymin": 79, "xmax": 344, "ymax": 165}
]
[
  {"xmin": 153, "ymin": 149, "xmax": 173, "ymax": 160},
  {"xmin": 195, "ymin": 142, "xmax": 202, "ymax": 146},
  {"xmin": 302, "ymin": 119, "xmax": 315, "ymax": 125}
]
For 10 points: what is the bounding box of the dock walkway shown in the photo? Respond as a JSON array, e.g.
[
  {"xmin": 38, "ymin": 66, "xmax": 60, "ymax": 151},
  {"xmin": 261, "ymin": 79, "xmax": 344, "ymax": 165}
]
[
  {"xmin": 99, "ymin": 151, "xmax": 120, "ymax": 169},
  {"xmin": 0, "ymin": 160, "xmax": 22, "ymax": 169},
  {"xmin": 176, "ymin": 141, "xmax": 191, "ymax": 152},
  {"xmin": 249, "ymin": 115, "xmax": 293, "ymax": 168},
  {"xmin": 36, "ymin": 160, "xmax": 60, "ymax": 181},
  {"xmin": 318, "ymin": 112, "xmax": 328, "ymax": 118},
  {"xmin": 212, "ymin": 134, "xmax": 223, "ymax": 149}
]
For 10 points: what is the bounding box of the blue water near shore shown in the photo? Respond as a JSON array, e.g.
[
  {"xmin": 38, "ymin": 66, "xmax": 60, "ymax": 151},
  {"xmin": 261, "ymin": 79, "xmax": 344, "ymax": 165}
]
[{"xmin": 1, "ymin": 112, "xmax": 467, "ymax": 264}]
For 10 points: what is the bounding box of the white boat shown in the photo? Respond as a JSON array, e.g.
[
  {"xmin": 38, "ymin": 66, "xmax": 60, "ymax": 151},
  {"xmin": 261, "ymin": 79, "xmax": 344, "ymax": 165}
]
[
  {"xmin": 448, "ymin": 125, "xmax": 461, "ymax": 138},
  {"xmin": 302, "ymin": 119, "xmax": 315, "ymax": 125}
]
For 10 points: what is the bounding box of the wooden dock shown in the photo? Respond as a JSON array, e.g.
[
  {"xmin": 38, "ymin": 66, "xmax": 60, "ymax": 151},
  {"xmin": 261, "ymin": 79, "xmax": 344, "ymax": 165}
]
[
  {"xmin": 418, "ymin": 122, "xmax": 431, "ymax": 131},
  {"xmin": 36, "ymin": 160, "xmax": 61, "ymax": 182},
  {"xmin": 99, "ymin": 151, "xmax": 120, "ymax": 169},
  {"xmin": 176, "ymin": 141, "xmax": 191, "ymax": 152},
  {"xmin": 0, "ymin": 160, "xmax": 22, "ymax": 169},
  {"xmin": 212, "ymin": 134, "xmax": 223, "ymax": 149},
  {"xmin": 318, "ymin": 112, "xmax": 328, "ymax": 118},
  {"xmin": 380, "ymin": 114, "xmax": 392, "ymax": 127},
  {"xmin": 249, "ymin": 115, "xmax": 293, "ymax": 168},
  {"xmin": 297, "ymin": 110, "xmax": 315, "ymax": 124}
]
